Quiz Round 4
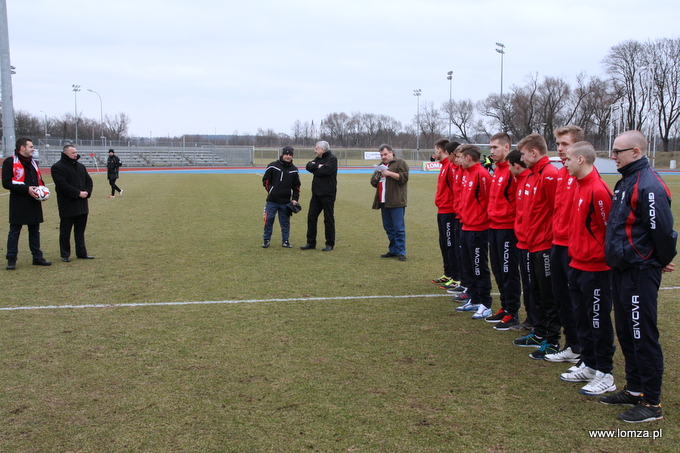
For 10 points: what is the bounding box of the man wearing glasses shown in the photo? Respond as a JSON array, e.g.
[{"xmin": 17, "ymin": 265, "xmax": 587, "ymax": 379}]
[{"xmin": 600, "ymin": 130, "xmax": 677, "ymax": 423}]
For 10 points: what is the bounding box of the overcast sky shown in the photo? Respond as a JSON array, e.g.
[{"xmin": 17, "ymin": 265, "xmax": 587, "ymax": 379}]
[{"xmin": 6, "ymin": 0, "xmax": 680, "ymax": 139}]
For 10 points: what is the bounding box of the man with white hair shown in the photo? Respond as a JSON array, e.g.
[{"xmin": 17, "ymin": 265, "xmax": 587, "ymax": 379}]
[{"xmin": 301, "ymin": 141, "xmax": 338, "ymax": 251}]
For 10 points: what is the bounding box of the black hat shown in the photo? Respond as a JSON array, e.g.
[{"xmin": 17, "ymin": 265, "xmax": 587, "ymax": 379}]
[
  {"xmin": 282, "ymin": 146, "xmax": 294, "ymax": 156},
  {"xmin": 286, "ymin": 202, "xmax": 302, "ymax": 215}
]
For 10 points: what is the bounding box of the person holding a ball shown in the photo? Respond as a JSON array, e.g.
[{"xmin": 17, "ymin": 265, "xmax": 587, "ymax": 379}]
[{"xmin": 2, "ymin": 137, "xmax": 52, "ymax": 270}]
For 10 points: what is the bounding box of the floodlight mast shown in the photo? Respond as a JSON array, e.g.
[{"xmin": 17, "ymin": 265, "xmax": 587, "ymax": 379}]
[
  {"xmin": 0, "ymin": 0, "xmax": 16, "ymax": 157},
  {"xmin": 495, "ymin": 42, "xmax": 505, "ymax": 127},
  {"xmin": 413, "ymin": 89, "xmax": 422, "ymax": 151}
]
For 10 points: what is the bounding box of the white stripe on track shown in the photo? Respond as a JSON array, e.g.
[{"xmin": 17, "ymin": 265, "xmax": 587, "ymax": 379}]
[{"xmin": 2, "ymin": 286, "xmax": 678, "ymax": 312}]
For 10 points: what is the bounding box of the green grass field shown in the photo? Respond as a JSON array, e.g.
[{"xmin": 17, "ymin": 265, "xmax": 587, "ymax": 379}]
[{"xmin": 0, "ymin": 169, "xmax": 678, "ymax": 452}]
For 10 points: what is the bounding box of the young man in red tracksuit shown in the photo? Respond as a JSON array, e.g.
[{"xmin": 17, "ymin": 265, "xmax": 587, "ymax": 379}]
[
  {"xmin": 507, "ymin": 149, "xmax": 536, "ymax": 332},
  {"xmin": 544, "ymin": 126, "xmax": 584, "ymax": 365},
  {"xmin": 432, "ymin": 139, "xmax": 461, "ymax": 287},
  {"xmin": 454, "ymin": 145, "xmax": 493, "ymax": 319},
  {"xmin": 513, "ymin": 134, "xmax": 560, "ymax": 360},
  {"xmin": 485, "ymin": 132, "xmax": 521, "ymax": 330},
  {"xmin": 558, "ymin": 141, "xmax": 616, "ymax": 397}
]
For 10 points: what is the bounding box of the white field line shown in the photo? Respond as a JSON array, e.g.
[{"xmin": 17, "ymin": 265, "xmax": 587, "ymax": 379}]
[{"xmin": 2, "ymin": 287, "xmax": 680, "ymax": 311}]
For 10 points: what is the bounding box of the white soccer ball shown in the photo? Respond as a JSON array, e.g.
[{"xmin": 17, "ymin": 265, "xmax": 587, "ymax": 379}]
[{"xmin": 34, "ymin": 185, "xmax": 50, "ymax": 202}]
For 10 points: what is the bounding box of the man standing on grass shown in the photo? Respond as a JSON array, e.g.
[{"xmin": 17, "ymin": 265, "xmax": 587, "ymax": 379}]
[
  {"xmin": 301, "ymin": 141, "xmax": 338, "ymax": 251},
  {"xmin": 485, "ymin": 132, "xmax": 521, "ymax": 330},
  {"xmin": 558, "ymin": 142, "xmax": 616, "ymax": 397},
  {"xmin": 51, "ymin": 144, "xmax": 94, "ymax": 262},
  {"xmin": 2, "ymin": 137, "xmax": 52, "ymax": 270},
  {"xmin": 512, "ymin": 134, "xmax": 559, "ymax": 360},
  {"xmin": 453, "ymin": 145, "xmax": 493, "ymax": 320},
  {"xmin": 431, "ymin": 138, "xmax": 461, "ymax": 285},
  {"xmin": 370, "ymin": 144, "xmax": 409, "ymax": 261},
  {"xmin": 600, "ymin": 130, "xmax": 676, "ymax": 423},
  {"xmin": 262, "ymin": 146, "xmax": 301, "ymax": 249},
  {"xmin": 543, "ymin": 125, "xmax": 584, "ymax": 366}
]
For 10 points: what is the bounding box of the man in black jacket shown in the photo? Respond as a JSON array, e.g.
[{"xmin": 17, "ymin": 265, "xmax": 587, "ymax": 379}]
[
  {"xmin": 106, "ymin": 149, "xmax": 123, "ymax": 198},
  {"xmin": 51, "ymin": 144, "xmax": 94, "ymax": 262},
  {"xmin": 301, "ymin": 141, "xmax": 337, "ymax": 251},
  {"xmin": 2, "ymin": 137, "xmax": 51, "ymax": 269},
  {"xmin": 262, "ymin": 146, "xmax": 300, "ymax": 248},
  {"xmin": 600, "ymin": 130, "xmax": 677, "ymax": 423}
]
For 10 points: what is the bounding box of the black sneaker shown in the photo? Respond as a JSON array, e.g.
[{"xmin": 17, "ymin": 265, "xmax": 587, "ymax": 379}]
[
  {"xmin": 599, "ymin": 388, "xmax": 642, "ymax": 407},
  {"xmin": 529, "ymin": 341, "xmax": 558, "ymax": 360},
  {"xmin": 262, "ymin": 239, "xmax": 270, "ymax": 248},
  {"xmin": 32, "ymin": 257, "xmax": 52, "ymax": 266},
  {"xmin": 282, "ymin": 240, "xmax": 292, "ymax": 248},
  {"xmin": 485, "ymin": 309, "xmax": 507, "ymax": 323},
  {"xmin": 494, "ymin": 314, "xmax": 519, "ymax": 330},
  {"xmin": 618, "ymin": 401, "xmax": 663, "ymax": 423}
]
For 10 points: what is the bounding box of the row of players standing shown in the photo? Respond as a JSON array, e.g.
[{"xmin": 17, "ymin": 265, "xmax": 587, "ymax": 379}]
[{"xmin": 432, "ymin": 127, "xmax": 677, "ymax": 424}]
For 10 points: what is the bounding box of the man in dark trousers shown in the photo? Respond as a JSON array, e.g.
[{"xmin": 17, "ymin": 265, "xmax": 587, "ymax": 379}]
[
  {"xmin": 51, "ymin": 144, "xmax": 94, "ymax": 262},
  {"xmin": 106, "ymin": 149, "xmax": 123, "ymax": 198},
  {"xmin": 262, "ymin": 146, "xmax": 301, "ymax": 248},
  {"xmin": 301, "ymin": 140, "xmax": 337, "ymax": 251},
  {"xmin": 2, "ymin": 137, "xmax": 52, "ymax": 269},
  {"xmin": 600, "ymin": 130, "xmax": 677, "ymax": 423}
]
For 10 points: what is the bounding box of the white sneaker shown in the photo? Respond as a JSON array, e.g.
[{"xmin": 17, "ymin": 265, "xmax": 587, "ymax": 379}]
[
  {"xmin": 559, "ymin": 362, "xmax": 596, "ymax": 383},
  {"xmin": 580, "ymin": 371, "xmax": 616, "ymax": 395},
  {"xmin": 471, "ymin": 304, "xmax": 492, "ymax": 320},
  {"xmin": 544, "ymin": 346, "xmax": 581, "ymax": 363},
  {"xmin": 119, "ymin": 189, "xmax": 123, "ymax": 196}
]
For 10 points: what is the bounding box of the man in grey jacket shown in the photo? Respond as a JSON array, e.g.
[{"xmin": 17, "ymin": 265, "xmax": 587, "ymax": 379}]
[{"xmin": 370, "ymin": 144, "xmax": 409, "ymax": 261}]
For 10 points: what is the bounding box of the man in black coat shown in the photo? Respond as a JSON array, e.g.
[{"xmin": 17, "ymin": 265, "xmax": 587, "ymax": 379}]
[
  {"xmin": 261, "ymin": 146, "xmax": 300, "ymax": 248},
  {"xmin": 2, "ymin": 137, "xmax": 52, "ymax": 269},
  {"xmin": 300, "ymin": 141, "xmax": 338, "ymax": 251},
  {"xmin": 51, "ymin": 144, "xmax": 94, "ymax": 262},
  {"xmin": 106, "ymin": 149, "xmax": 123, "ymax": 197}
]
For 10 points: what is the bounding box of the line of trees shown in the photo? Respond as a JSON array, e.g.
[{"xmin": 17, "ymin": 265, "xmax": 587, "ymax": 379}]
[{"xmin": 2, "ymin": 111, "xmax": 131, "ymax": 143}]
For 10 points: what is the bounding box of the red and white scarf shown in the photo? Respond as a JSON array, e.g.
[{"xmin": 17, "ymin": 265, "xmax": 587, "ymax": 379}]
[{"xmin": 12, "ymin": 154, "xmax": 44, "ymax": 186}]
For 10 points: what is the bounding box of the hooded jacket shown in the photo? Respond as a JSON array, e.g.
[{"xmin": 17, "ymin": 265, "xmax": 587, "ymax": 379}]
[{"xmin": 605, "ymin": 157, "xmax": 677, "ymax": 271}]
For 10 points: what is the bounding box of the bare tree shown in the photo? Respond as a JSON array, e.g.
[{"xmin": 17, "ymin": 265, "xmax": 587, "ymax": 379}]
[
  {"xmin": 415, "ymin": 101, "xmax": 443, "ymax": 148},
  {"xmin": 603, "ymin": 40, "xmax": 653, "ymax": 130},
  {"xmin": 648, "ymin": 38, "xmax": 680, "ymax": 151},
  {"xmin": 442, "ymin": 99, "xmax": 476, "ymax": 143},
  {"xmin": 104, "ymin": 113, "xmax": 131, "ymax": 141}
]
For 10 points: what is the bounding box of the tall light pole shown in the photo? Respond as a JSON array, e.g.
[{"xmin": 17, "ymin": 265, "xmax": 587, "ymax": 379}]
[
  {"xmin": 495, "ymin": 42, "xmax": 505, "ymax": 128},
  {"xmin": 87, "ymin": 88, "xmax": 104, "ymax": 146},
  {"xmin": 447, "ymin": 71, "xmax": 453, "ymax": 138},
  {"xmin": 413, "ymin": 89, "xmax": 421, "ymax": 151},
  {"xmin": 1, "ymin": 0, "xmax": 16, "ymax": 157},
  {"xmin": 72, "ymin": 84, "xmax": 81, "ymax": 144},
  {"xmin": 39, "ymin": 110, "xmax": 48, "ymax": 138}
]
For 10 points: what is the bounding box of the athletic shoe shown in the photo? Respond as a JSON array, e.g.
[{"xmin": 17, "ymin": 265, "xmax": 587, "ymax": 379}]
[
  {"xmin": 494, "ymin": 315, "xmax": 519, "ymax": 330},
  {"xmin": 566, "ymin": 359, "xmax": 583, "ymax": 373},
  {"xmin": 451, "ymin": 292, "xmax": 471, "ymax": 302},
  {"xmin": 485, "ymin": 308, "xmax": 507, "ymax": 323},
  {"xmin": 471, "ymin": 305, "xmax": 492, "ymax": 320},
  {"xmin": 544, "ymin": 346, "xmax": 581, "ymax": 364},
  {"xmin": 529, "ymin": 341, "xmax": 558, "ymax": 360},
  {"xmin": 108, "ymin": 195, "xmax": 115, "ymax": 198},
  {"xmin": 618, "ymin": 401, "xmax": 663, "ymax": 423},
  {"xmin": 119, "ymin": 189, "xmax": 123, "ymax": 196},
  {"xmin": 445, "ymin": 285, "xmax": 467, "ymax": 294},
  {"xmin": 580, "ymin": 371, "xmax": 616, "ymax": 395},
  {"xmin": 431, "ymin": 275, "xmax": 451, "ymax": 284},
  {"xmin": 599, "ymin": 387, "xmax": 642, "ymax": 407},
  {"xmin": 282, "ymin": 240, "xmax": 292, "ymax": 248},
  {"xmin": 560, "ymin": 362, "xmax": 596, "ymax": 382},
  {"xmin": 508, "ymin": 320, "xmax": 532, "ymax": 332},
  {"xmin": 513, "ymin": 332, "xmax": 542, "ymax": 348},
  {"xmin": 262, "ymin": 239, "xmax": 270, "ymax": 248},
  {"xmin": 455, "ymin": 301, "xmax": 480, "ymax": 312}
]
